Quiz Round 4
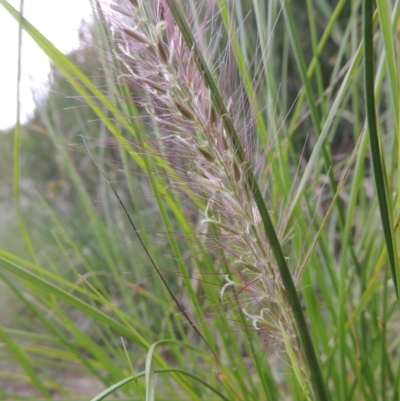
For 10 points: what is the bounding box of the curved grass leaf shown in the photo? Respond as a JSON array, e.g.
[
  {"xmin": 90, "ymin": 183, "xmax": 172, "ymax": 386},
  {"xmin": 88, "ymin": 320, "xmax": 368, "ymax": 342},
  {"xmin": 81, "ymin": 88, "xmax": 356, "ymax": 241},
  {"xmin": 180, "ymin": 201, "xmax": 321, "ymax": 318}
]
[
  {"xmin": 364, "ymin": 0, "xmax": 399, "ymax": 299},
  {"xmin": 90, "ymin": 368, "xmax": 230, "ymax": 401}
]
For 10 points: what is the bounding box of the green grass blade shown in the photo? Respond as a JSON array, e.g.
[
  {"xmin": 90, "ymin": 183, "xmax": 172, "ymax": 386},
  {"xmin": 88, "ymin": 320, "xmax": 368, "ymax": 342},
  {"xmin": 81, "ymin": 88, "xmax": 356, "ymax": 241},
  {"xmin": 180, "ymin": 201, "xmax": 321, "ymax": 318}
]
[
  {"xmin": 0, "ymin": 325, "xmax": 51, "ymax": 398},
  {"xmin": 0, "ymin": 255, "xmax": 149, "ymax": 347},
  {"xmin": 364, "ymin": 0, "xmax": 399, "ymax": 299}
]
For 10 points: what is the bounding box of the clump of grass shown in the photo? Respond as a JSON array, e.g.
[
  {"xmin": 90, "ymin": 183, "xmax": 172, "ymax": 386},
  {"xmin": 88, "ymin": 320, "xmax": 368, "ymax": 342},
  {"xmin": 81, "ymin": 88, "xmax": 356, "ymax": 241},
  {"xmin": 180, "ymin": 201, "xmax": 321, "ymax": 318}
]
[{"xmin": 2, "ymin": 0, "xmax": 400, "ymax": 400}]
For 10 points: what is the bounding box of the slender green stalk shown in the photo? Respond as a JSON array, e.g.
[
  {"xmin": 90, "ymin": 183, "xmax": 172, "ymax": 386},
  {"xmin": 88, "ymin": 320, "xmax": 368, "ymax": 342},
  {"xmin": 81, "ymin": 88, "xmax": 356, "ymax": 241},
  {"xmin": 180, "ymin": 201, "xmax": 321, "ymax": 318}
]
[{"xmin": 13, "ymin": 0, "xmax": 36, "ymax": 263}]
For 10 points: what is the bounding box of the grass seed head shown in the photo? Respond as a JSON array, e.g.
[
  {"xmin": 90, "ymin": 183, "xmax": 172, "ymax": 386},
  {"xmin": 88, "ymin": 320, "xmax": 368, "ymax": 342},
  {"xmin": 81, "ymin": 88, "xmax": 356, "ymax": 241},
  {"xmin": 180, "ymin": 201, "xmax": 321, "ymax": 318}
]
[{"xmin": 110, "ymin": 0, "xmax": 305, "ymax": 373}]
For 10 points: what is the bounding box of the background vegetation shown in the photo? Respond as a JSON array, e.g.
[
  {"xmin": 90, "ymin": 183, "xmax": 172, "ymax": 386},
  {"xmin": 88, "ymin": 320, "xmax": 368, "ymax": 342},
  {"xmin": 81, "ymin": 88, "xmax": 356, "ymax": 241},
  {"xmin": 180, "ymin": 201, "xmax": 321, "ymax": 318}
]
[{"xmin": 1, "ymin": 0, "xmax": 400, "ymax": 400}]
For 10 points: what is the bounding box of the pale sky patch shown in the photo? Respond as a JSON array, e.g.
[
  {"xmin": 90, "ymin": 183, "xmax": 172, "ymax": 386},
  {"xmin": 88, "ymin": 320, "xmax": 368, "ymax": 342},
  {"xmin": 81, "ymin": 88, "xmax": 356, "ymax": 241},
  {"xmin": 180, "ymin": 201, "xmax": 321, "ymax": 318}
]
[{"xmin": 0, "ymin": 0, "xmax": 92, "ymax": 131}]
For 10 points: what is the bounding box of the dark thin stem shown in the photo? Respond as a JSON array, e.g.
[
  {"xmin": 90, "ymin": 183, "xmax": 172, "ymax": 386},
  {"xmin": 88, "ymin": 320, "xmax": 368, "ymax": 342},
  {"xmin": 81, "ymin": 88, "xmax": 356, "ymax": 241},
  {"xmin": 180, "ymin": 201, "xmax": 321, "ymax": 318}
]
[{"xmin": 83, "ymin": 139, "xmax": 220, "ymax": 365}]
